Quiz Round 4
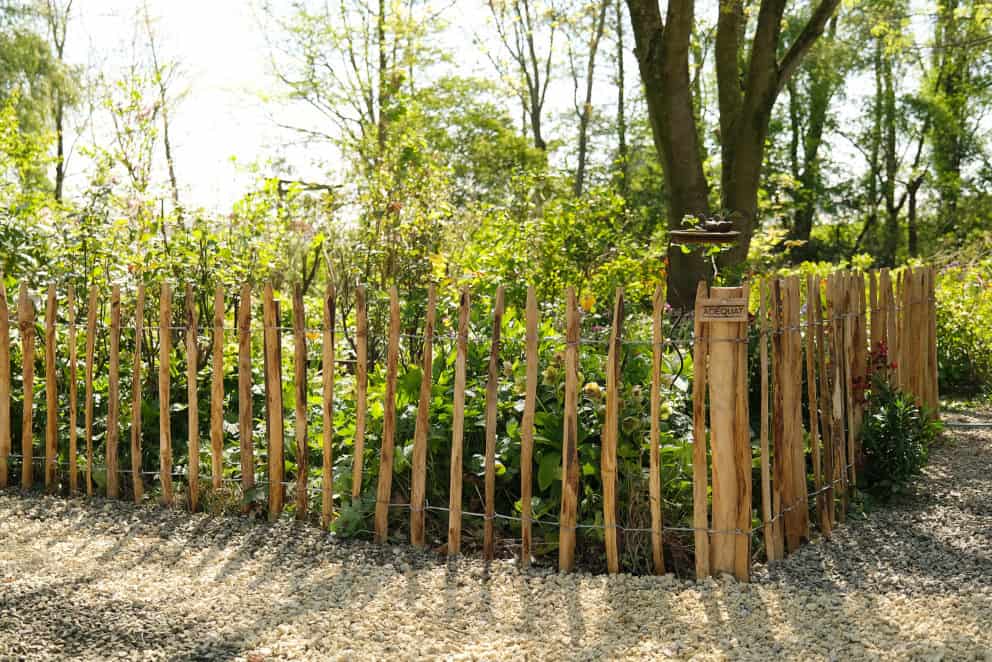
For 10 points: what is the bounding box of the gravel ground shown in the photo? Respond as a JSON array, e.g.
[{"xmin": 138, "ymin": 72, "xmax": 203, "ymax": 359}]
[{"xmin": 2, "ymin": 416, "xmax": 991, "ymax": 661}]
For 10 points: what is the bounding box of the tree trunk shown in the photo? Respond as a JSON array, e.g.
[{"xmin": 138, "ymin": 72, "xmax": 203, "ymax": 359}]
[
  {"xmin": 614, "ymin": 0, "xmax": 628, "ymax": 197},
  {"xmin": 573, "ymin": 0, "xmax": 610, "ymax": 197},
  {"xmin": 627, "ymin": 0, "xmax": 712, "ymax": 309}
]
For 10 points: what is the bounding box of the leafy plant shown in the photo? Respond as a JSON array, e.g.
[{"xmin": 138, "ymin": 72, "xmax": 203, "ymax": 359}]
[{"xmin": 860, "ymin": 373, "xmax": 940, "ymax": 495}]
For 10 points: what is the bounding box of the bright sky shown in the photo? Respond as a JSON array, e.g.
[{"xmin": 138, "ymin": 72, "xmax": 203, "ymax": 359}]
[
  {"xmin": 64, "ymin": 0, "xmax": 318, "ymax": 209},
  {"xmin": 62, "ymin": 0, "xmax": 505, "ymax": 211}
]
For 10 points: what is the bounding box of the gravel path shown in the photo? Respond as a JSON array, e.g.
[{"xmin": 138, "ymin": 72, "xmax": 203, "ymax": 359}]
[{"xmin": 2, "ymin": 416, "xmax": 991, "ymax": 661}]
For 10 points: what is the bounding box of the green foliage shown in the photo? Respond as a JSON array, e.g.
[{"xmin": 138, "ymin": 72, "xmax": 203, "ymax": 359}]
[
  {"xmin": 860, "ymin": 374, "xmax": 940, "ymax": 495},
  {"xmin": 935, "ymin": 262, "xmax": 992, "ymax": 397}
]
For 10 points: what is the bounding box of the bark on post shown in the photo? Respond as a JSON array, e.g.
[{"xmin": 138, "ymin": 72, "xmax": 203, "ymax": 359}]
[
  {"xmin": 238, "ymin": 284, "xmax": 254, "ymax": 510},
  {"xmin": 107, "ymin": 286, "xmax": 121, "ymax": 498},
  {"xmin": 321, "ymin": 284, "xmax": 336, "ymax": 529},
  {"xmin": 351, "ymin": 285, "xmax": 368, "ymax": 501},
  {"xmin": 373, "ymin": 287, "xmax": 400, "ymax": 543},
  {"xmin": 519, "ymin": 286, "xmax": 539, "ymax": 567},
  {"xmin": 410, "ymin": 285, "xmax": 435, "ymax": 547},
  {"xmin": 44, "ymin": 286, "xmax": 57, "ymax": 491},
  {"xmin": 602, "ymin": 288, "xmax": 623, "ymax": 574},
  {"xmin": 131, "ymin": 284, "xmax": 145, "ymax": 502},
  {"xmin": 558, "ymin": 288, "xmax": 581, "ymax": 573},
  {"xmin": 264, "ymin": 284, "xmax": 284, "ymax": 520},
  {"xmin": 185, "ymin": 284, "xmax": 199, "ymax": 512},
  {"xmin": 18, "ymin": 284, "xmax": 35, "ymax": 490},
  {"xmin": 84, "ymin": 286, "xmax": 97, "ymax": 496},
  {"xmin": 0, "ymin": 279, "xmax": 9, "ymax": 489},
  {"xmin": 648, "ymin": 284, "xmax": 666, "ymax": 574},
  {"xmin": 691, "ymin": 281, "xmax": 710, "ymax": 579},
  {"xmin": 67, "ymin": 286, "xmax": 78, "ymax": 495},
  {"xmin": 447, "ymin": 287, "xmax": 470, "ymax": 556},
  {"xmin": 292, "ymin": 284, "xmax": 308, "ymax": 520},
  {"xmin": 483, "ymin": 286, "xmax": 505, "ymax": 561},
  {"xmin": 159, "ymin": 283, "xmax": 174, "ymax": 505},
  {"xmin": 210, "ymin": 286, "xmax": 224, "ymax": 491}
]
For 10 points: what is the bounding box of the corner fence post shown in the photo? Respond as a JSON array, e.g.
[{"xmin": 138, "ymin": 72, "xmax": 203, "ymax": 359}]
[{"xmin": 696, "ymin": 283, "xmax": 751, "ymax": 581}]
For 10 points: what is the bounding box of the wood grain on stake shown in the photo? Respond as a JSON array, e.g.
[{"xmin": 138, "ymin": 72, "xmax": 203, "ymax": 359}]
[
  {"xmin": 67, "ymin": 286, "xmax": 78, "ymax": 494},
  {"xmin": 558, "ymin": 288, "xmax": 580, "ymax": 573},
  {"xmin": 0, "ymin": 279, "xmax": 9, "ymax": 489},
  {"xmin": 107, "ymin": 286, "xmax": 121, "ymax": 498},
  {"xmin": 519, "ymin": 286, "xmax": 538, "ymax": 567},
  {"xmin": 264, "ymin": 285, "xmax": 284, "ymax": 520},
  {"xmin": 447, "ymin": 287, "xmax": 470, "ymax": 556},
  {"xmin": 18, "ymin": 284, "xmax": 34, "ymax": 490},
  {"xmin": 691, "ymin": 281, "xmax": 710, "ymax": 579},
  {"xmin": 321, "ymin": 284, "xmax": 336, "ymax": 528},
  {"xmin": 602, "ymin": 288, "xmax": 623, "ymax": 574},
  {"xmin": 483, "ymin": 286, "xmax": 505, "ymax": 561},
  {"xmin": 293, "ymin": 285, "xmax": 308, "ymax": 520},
  {"xmin": 186, "ymin": 285, "xmax": 199, "ymax": 512},
  {"xmin": 734, "ymin": 281, "xmax": 751, "ymax": 581},
  {"xmin": 44, "ymin": 286, "xmax": 56, "ymax": 490},
  {"xmin": 410, "ymin": 285, "xmax": 435, "ymax": 546},
  {"xmin": 759, "ymin": 280, "xmax": 775, "ymax": 560},
  {"xmin": 210, "ymin": 286, "xmax": 224, "ymax": 490},
  {"xmin": 812, "ymin": 277, "xmax": 833, "ymax": 536},
  {"xmin": 805, "ymin": 275, "xmax": 823, "ymax": 534},
  {"xmin": 648, "ymin": 284, "xmax": 665, "ymax": 574},
  {"xmin": 828, "ymin": 275, "xmax": 848, "ymax": 522},
  {"xmin": 131, "ymin": 284, "xmax": 145, "ymax": 502},
  {"xmin": 374, "ymin": 287, "xmax": 400, "ymax": 544},
  {"xmin": 707, "ymin": 286, "xmax": 742, "ymax": 576},
  {"xmin": 238, "ymin": 284, "xmax": 253, "ymax": 508},
  {"xmin": 159, "ymin": 283, "xmax": 173, "ymax": 505},
  {"xmin": 351, "ymin": 285, "xmax": 368, "ymax": 500},
  {"xmin": 843, "ymin": 274, "xmax": 857, "ymax": 496},
  {"xmin": 84, "ymin": 286, "xmax": 97, "ymax": 496},
  {"xmin": 928, "ymin": 267, "xmax": 939, "ymax": 415}
]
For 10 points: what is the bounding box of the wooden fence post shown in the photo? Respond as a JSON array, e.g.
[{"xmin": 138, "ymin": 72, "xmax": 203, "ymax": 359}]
[
  {"xmin": 18, "ymin": 284, "xmax": 34, "ymax": 490},
  {"xmin": 519, "ymin": 286, "xmax": 539, "ymax": 567},
  {"xmin": 321, "ymin": 283, "xmax": 336, "ymax": 529},
  {"xmin": 238, "ymin": 284, "xmax": 253, "ymax": 510},
  {"xmin": 827, "ymin": 275, "xmax": 848, "ymax": 522},
  {"xmin": 558, "ymin": 288, "xmax": 580, "ymax": 573},
  {"xmin": 811, "ymin": 277, "xmax": 833, "ymax": 537},
  {"xmin": 210, "ymin": 286, "xmax": 224, "ymax": 491},
  {"xmin": 293, "ymin": 284, "xmax": 308, "ymax": 520},
  {"xmin": 84, "ymin": 286, "xmax": 97, "ymax": 496},
  {"xmin": 131, "ymin": 284, "xmax": 145, "ymax": 502},
  {"xmin": 160, "ymin": 282, "xmax": 174, "ymax": 505},
  {"xmin": 44, "ymin": 285, "xmax": 57, "ymax": 491},
  {"xmin": 351, "ymin": 285, "xmax": 368, "ymax": 501},
  {"xmin": 483, "ymin": 286, "xmax": 505, "ymax": 561},
  {"xmin": 67, "ymin": 286, "xmax": 78, "ymax": 495},
  {"xmin": 759, "ymin": 280, "xmax": 776, "ymax": 560},
  {"xmin": 843, "ymin": 274, "xmax": 857, "ymax": 497},
  {"xmin": 928, "ymin": 267, "xmax": 939, "ymax": 416},
  {"xmin": 0, "ymin": 279, "xmax": 8, "ymax": 489},
  {"xmin": 691, "ymin": 281, "xmax": 710, "ymax": 579},
  {"xmin": 447, "ymin": 286, "xmax": 470, "ymax": 556},
  {"xmin": 107, "ymin": 285, "xmax": 121, "ymax": 498},
  {"xmin": 804, "ymin": 275, "xmax": 822, "ymax": 539},
  {"xmin": 264, "ymin": 284, "xmax": 284, "ymax": 520},
  {"xmin": 602, "ymin": 288, "xmax": 623, "ymax": 574},
  {"xmin": 186, "ymin": 284, "xmax": 199, "ymax": 512},
  {"xmin": 374, "ymin": 287, "xmax": 400, "ymax": 543},
  {"xmin": 410, "ymin": 284, "xmax": 435, "ymax": 546},
  {"xmin": 705, "ymin": 285, "xmax": 749, "ymax": 578},
  {"xmin": 648, "ymin": 284, "xmax": 666, "ymax": 574}
]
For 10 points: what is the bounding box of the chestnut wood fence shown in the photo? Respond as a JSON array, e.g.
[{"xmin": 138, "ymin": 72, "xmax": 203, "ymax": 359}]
[{"xmin": 0, "ymin": 266, "xmax": 938, "ymax": 580}]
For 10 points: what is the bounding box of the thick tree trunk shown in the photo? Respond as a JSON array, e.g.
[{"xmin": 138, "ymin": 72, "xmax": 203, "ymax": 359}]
[{"xmin": 627, "ymin": 0, "xmax": 712, "ymax": 309}]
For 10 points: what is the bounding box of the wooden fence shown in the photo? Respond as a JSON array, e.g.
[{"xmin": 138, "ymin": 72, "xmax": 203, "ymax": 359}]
[{"xmin": 0, "ymin": 266, "xmax": 938, "ymax": 580}]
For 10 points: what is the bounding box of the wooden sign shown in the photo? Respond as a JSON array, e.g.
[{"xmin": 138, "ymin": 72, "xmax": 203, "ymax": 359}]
[{"xmin": 697, "ymin": 297, "xmax": 749, "ymax": 322}]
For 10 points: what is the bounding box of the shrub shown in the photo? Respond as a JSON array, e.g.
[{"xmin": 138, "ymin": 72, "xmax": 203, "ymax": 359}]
[{"xmin": 860, "ymin": 374, "xmax": 941, "ymax": 495}]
